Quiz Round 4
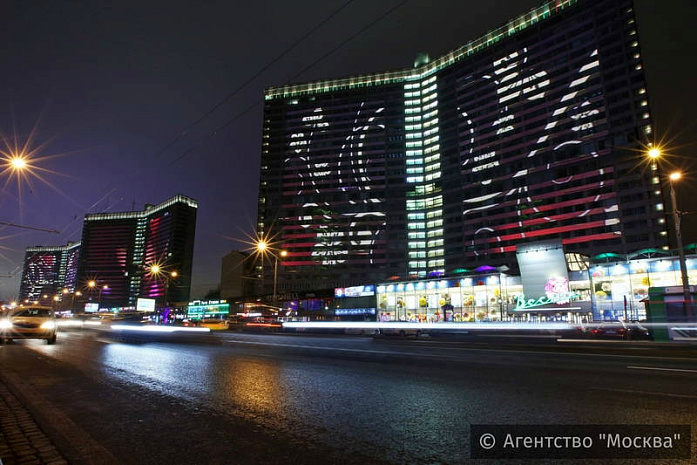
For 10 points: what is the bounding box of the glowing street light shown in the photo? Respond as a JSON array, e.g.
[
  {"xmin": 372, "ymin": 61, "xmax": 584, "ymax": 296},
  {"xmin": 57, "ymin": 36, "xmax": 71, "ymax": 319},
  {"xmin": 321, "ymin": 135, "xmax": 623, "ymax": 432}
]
[
  {"xmin": 146, "ymin": 263, "xmax": 178, "ymax": 307},
  {"xmin": 86, "ymin": 280, "xmax": 108, "ymax": 309},
  {"xmin": 647, "ymin": 147, "xmax": 661, "ymax": 160},
  {"xmin": 254, "ymin": 237, "xmax": 287, "ymax": 302},
  {"xmin": 647, "ymin": 147, "xmax": 692, "ymax": 318},
  {"xmin": 667, "ymin": 170, "xmax": 692, "ymax": 317},
  {"xmin": 10, "ymin": 157, "xmax": 27, "ymax": 170}
]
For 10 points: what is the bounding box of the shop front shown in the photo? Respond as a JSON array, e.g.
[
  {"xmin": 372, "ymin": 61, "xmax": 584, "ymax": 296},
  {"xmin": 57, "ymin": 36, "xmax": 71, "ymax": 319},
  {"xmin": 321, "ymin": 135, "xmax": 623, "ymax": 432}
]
[{"xmin": 589, "ymin": 252, "xmax": 697, "ymax": 321}]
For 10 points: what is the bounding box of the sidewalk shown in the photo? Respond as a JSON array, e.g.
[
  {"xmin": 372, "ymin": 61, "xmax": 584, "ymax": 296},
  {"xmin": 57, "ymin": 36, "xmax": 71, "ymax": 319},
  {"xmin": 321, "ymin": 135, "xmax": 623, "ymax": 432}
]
[
  {"xmin": 0, "ymin": 379, "xmax": 68, "ymax": 465},
  {"xmin": 0, "ymin": 358, "xmax": 119, "ymax": 465}
]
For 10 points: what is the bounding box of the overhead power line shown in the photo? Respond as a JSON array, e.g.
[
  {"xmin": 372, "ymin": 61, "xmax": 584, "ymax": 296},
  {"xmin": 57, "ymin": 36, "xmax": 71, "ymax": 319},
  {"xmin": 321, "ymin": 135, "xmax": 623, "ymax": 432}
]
[
  {"xmin": 0, "ymin": 220, "xmax": 59, "ymax": 234},
  {"xmin": 155, "ymin": 0, "xmax": 356, "ymax": 161},
  {"xmin": 167, "ymin": 0, "xmax": 409, "ymax": 167}
]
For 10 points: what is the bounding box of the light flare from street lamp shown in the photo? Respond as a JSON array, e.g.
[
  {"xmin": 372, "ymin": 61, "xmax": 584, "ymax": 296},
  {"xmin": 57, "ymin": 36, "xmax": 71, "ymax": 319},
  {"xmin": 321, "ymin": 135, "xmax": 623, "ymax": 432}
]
[
  {"xmin": 10, "ymin": 157, "xmax": 27, "ymax": 170},
  {"xmin": 669, "ymin": 171, "xmax": 682, "ymax": 182}
]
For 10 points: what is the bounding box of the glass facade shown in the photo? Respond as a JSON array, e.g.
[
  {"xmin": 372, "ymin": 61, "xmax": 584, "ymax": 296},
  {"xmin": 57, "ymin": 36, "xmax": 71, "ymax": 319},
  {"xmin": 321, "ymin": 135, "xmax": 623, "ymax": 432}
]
[
  {"xmin": 372, "ymin": 252, "xmax": 697, "ymax": 323},
  {"xmin": 78, "ymin": 195, "xmax": 198, "ymax": 307},
  {"xmin": 18, "ymin": 242, "xmax": 81, "ymax": 303},
  {"xmin": 260, "ymin": 0, "xmax": 666, "ymax": 294}
]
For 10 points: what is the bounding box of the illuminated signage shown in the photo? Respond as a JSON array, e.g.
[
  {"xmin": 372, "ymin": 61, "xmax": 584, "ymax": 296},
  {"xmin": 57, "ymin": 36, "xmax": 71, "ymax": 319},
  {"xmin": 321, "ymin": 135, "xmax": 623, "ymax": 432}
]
[
  {"xmin": 335, "ymin": 285, "xmax": 375, "ymax": 298},
  {"xmin": 136, "ymin": 298, "xmax": 156, "ymax": 312},
  {"xmin": 334, "ymin": 308, "xmax": 376, "ymax": 316},
  {"xmin": 84, "ymin": 303, "xmax": 99, "ymax": 313},
  {"xmin": 514, "ymin": 292, "xmax": 580, "ymax": 311}
]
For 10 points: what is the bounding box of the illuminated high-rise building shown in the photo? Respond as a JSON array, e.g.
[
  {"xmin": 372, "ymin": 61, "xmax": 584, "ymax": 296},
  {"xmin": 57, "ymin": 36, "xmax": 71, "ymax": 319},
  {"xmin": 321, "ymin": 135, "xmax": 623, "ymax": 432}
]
[
  {"xmin": 18, "ymin": 242, "xmax": 81, "ymax": 303},
  {"xmin": 77, "ymin": 195, "xmax": 198, "ymax": 307},
  {"xmin": 259, "ymin": 0, "xmax": 666, "ymax": 293}
]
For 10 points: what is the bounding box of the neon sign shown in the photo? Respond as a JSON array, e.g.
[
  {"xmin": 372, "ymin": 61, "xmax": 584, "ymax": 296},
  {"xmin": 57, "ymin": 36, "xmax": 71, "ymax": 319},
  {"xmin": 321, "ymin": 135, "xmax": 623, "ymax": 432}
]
[{"xmin": 514, "ymin": 292, "xmax": 580, "ymax": 310}]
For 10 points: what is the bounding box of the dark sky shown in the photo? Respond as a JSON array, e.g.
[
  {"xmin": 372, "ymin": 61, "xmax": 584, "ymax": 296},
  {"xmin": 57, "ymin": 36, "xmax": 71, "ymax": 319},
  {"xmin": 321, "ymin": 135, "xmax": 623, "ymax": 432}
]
[{"xmin": 1, "ymin": 0, "xmax": 696, "ymax": 300}]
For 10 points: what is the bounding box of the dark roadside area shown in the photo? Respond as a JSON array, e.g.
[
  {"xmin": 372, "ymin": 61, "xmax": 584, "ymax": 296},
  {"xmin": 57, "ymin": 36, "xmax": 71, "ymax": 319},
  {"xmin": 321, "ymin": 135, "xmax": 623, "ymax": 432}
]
[{"xmin": 0, "ymin": 336, "xmax": 392, "ymax": 465}]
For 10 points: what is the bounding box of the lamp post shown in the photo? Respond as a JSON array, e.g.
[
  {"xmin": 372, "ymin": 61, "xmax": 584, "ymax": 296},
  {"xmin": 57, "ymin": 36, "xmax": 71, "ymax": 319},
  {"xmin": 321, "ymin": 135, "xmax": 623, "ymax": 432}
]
[
  {"xmin": 273, "ymin": 250, "xmax": 288, "ymax": 303},
  {"xmin": 164, "ymin": 271, "xmax": 178, "ymax": 308},
  {"xmin": 255, "ymin": 239, "xmax": 287, "ymax": 303},
  {"xmin": 256, "ymin": 240, "xmax": 268, "ymax": 297},
  {"xmin": 668, "ymin": 171, "xmax": 692, "ymax": 318},
  {"xmin": 648, "ymin": 147, "xmax": 692, "ymax": 318},
  {"xmin": 99, "ymin": 285, "xmax": 108, "ymax": 305},
  {"xmin": 146, "ymin": 264, "xmax": 178, "ymax": 308},
  {"xmin": 87, "ymin": 280, "xmax": 108, "ymax": 310}
]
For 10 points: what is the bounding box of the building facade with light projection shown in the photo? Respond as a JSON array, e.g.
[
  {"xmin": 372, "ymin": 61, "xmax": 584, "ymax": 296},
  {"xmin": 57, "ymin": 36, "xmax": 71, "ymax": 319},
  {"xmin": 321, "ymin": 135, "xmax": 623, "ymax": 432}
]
[
  {"xmin": 18, "ymin": 242, "xmax": 81, "ymax": 304},
  {"xmin": 258, "ymin": 0, "xmax": 667, "ymax": 295},
  {"xmin": 77, "ymin": 195, "xmax": 198, "ymax": 308}
]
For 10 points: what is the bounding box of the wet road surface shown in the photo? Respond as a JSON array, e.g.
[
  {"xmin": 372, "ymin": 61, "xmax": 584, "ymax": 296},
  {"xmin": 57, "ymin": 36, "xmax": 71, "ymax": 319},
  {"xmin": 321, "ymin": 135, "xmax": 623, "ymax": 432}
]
[{"xmin": 1, "ymin": 329, "xmax": 696, "ymax": 464}]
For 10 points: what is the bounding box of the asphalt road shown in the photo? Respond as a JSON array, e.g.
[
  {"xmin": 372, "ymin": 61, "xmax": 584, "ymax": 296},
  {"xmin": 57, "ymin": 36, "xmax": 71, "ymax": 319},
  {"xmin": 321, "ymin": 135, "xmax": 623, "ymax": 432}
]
[{"xmin": 0, "ymin": 329, "xmax": 695, "ymax": 464}]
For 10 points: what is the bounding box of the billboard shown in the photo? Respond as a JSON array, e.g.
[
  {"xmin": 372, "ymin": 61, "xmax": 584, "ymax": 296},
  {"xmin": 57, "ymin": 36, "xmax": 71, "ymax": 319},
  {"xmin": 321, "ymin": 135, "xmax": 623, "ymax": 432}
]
[
  {"xmin": 136, "ymin": 298, "xmax": 156, "ymax": 312},
  {"xmin": 515, "ymin": 240, "xmax": 575, "ymax": 309},
  {"xmin": 335, "ymin": 285, "xmax": 376, "ymax": 298},
  {"xmin": 84, "ymin": 302, "xmax": 99, "ymax": 313}
]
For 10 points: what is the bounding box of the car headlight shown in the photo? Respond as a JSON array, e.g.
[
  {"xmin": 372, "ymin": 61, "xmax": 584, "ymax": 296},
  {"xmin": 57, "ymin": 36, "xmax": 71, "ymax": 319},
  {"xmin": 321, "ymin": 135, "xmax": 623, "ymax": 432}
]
[
  {"xmin": 0, "ymin": 320, "xmax": 12, "ymax": 330},
  {"xmin": 40, "ymin": 321, "xmax": 57, "ymax": 330}
]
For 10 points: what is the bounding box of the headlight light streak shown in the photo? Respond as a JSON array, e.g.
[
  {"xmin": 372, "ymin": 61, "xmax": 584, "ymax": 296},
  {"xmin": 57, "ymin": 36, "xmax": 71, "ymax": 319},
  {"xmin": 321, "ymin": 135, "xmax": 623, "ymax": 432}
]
[{"xmin": 110, "ymin": 325, "xmax": 211, "ymax": 333}]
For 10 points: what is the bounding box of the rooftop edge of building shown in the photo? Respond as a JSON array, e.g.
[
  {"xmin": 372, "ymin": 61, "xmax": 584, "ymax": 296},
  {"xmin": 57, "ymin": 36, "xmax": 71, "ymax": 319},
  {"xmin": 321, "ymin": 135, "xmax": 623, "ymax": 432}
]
[{"xmin": 264, "ymin": 0, "xmax": 580, "ymax": 100}]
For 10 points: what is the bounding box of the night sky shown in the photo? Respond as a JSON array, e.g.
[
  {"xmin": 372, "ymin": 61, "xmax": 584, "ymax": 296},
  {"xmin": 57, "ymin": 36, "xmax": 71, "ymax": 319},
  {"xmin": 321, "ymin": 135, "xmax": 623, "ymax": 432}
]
[{"xmin": 1, "ymin": 0, "xmax": 696, "ymax": 301}]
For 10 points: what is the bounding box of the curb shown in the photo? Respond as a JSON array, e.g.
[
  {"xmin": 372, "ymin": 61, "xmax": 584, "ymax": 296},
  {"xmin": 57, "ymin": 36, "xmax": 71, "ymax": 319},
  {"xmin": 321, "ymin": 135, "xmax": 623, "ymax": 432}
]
[{"xmin": 0, "ymin": 365, "xmax": 120, "ymax": 465}]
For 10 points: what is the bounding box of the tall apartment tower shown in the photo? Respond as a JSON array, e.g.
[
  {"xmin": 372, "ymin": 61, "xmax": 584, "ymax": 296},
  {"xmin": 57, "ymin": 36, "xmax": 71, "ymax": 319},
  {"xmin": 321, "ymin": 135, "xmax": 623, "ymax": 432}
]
[
  {"xmin": 18, "ymin": 242, "xmax": 81, "ymax": 303},
  {"xmin": 259, "ymin": 0, "xmax": 666, "ymax": 293},
  {"xmin": 77, "ymin": 195, "xmax": 198, "ymax": 307}
]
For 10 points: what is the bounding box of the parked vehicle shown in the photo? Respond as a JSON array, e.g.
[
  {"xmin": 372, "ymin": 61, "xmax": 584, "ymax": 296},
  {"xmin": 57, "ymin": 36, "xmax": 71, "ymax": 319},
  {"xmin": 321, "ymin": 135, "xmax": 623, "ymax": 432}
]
[
  {"xmin": 199, "ymin": 318, "xmax": 230, "ymax": 331},
  {"xmin": 378, "ymin": 327, "xmax": 423, "ymax": 338},
  {"xmin": 580, "ymin": 320, "xmax": 652, "ymax": 340}
]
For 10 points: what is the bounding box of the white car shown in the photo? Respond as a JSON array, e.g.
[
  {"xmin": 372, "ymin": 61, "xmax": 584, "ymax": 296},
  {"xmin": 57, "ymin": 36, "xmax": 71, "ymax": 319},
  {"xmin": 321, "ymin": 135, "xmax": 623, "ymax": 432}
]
[{"xmin": 0, "ymin": 306, "xmax": 57, "ymax": 344}]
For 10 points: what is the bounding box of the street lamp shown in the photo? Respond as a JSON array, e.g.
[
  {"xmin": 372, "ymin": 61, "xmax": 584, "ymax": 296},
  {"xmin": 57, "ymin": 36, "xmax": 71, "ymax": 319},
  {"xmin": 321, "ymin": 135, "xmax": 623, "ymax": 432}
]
[
  {"xmin": 255, "ymin": 238, "xmax": 286, "ymax": 302},
  {"xmin": 86, "ymin": 280, "xmax": 108, "ymax": 309},
  {"xmin": 146, "ymin": 264, "xmax": 178, "ymax": 307},
  {"xmin": 273, "ymin": 250, "xmax": 288, "ymax": 303},
  {"xmin": 648, "ymin": 147, "xmax": 693, "ymax": 318},
  {"xmin": 164, "ymin": 271, "xmax": 178, "ymax": 308},
  {"xmin": 255, "ymin": 240, "xmax": 268, "ymax": 297},
  {"xmin": 667, "ymin": 171, "xmax": 692, "ymax": 317},
  {"xmin": 99, "ymin": 285, "xmax": 108, "ymax": 305}
]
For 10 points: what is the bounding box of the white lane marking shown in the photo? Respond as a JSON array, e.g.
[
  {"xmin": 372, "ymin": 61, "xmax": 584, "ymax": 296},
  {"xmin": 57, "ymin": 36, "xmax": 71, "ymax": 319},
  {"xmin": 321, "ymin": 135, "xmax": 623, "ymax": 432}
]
[
  {"xmin": 227, "ymin": 339, "xmax": 447, "ymax": 358},
  {"xmin": 627, "ymin": 365, "xmax": 697, "ymax": 374},
  {"xmin": 592, "ymin": 388, "xmax": 697, "ymax": 400},
  {"xmin": 224, "ymin": 337, "xmax": 697, "ymax": 363}
]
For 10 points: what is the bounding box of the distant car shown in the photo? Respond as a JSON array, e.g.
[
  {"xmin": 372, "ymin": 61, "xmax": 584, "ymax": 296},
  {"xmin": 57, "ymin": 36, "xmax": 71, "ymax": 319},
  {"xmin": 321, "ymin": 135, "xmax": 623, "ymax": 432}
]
[
  {"xmin": 199, "ymin": 319, "xmax": 230, "ymax": 331},
  {"xmin": 0, "ymin": 306, "xmax": 57, "ymax": 344},
  {"xmin": 378, "ymin": 327, "xmax": 423, "ymax": 338},
  {"xmin": 581, "ymin": 321, "xmax": 652, "ymax": 341},
  {"xmin": 111, "ymin": 313, "xmax": 149, "ymax": 325}
]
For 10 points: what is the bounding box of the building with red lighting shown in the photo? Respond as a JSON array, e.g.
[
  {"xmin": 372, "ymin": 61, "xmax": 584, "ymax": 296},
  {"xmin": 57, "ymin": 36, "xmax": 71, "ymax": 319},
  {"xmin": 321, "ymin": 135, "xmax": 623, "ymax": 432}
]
[
  {"xmin": 77, "ymin": 195, "xmax": 198, "ymax": 308},
  {"xmin": 18, "ymin": 242, "xmax": 81, "ymax": 304},
  {"xmin": 258, "ymin": 0, "xmax": 666, "ymax": 295}
]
